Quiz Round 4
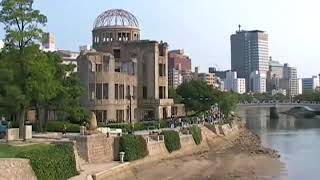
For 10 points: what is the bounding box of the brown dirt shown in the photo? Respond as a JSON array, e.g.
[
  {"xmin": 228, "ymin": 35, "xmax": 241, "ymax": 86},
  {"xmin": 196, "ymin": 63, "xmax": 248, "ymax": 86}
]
[{"xmin": 110, "ymin": 128, "xmax": 286, "ymax": 180}]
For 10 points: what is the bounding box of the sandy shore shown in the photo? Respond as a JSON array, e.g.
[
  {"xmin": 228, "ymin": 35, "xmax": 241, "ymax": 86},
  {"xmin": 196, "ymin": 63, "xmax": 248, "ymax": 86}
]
[{"xmin": 113, "ymin": 128, "xmax": 286, "ymax": 180}]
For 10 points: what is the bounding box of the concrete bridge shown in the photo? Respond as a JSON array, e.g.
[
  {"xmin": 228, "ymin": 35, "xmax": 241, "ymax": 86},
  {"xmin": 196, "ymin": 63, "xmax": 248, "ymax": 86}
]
[{"xmin": 237, "ymin": 102, "xmax": 320, "ymax": 111}]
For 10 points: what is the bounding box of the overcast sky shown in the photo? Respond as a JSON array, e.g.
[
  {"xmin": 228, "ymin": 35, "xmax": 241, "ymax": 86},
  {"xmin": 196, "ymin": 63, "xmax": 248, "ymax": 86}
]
[{"xmin": 0, "ymin": 0, "xmax": 319, "ymax": 78}]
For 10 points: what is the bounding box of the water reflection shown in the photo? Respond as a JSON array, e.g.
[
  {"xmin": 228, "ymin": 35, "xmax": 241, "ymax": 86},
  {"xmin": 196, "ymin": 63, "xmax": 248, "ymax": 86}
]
[
  {"xmin": 238, "ymin": 107, "xmax": 320, "ymax": 130},
  {"xmin": 238, "ymin": 107, "xmax": 320, "ymax": 180}
]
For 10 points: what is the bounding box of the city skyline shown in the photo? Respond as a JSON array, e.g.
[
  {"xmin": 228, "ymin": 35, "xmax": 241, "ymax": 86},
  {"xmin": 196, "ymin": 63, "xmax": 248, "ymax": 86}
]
[{"xmin": 0, "ymin": 0, "xmax": 319, "ymax": 77}]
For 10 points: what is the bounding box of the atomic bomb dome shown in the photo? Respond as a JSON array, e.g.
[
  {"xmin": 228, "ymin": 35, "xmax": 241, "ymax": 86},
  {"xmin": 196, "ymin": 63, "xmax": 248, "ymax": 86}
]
[
  {"xmin": 92, "ymin": 9, "xmax": 140, "ymax": 47},
  {"xmin": 93, "ymin": 9, "xmax": 139, "ymax": 29}
]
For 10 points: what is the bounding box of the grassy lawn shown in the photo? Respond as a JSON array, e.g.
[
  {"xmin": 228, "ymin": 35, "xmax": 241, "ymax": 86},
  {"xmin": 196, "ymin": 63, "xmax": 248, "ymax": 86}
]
[{"xmin": 0, "ymin": 143, "xmax": 52, "ymax": 158}]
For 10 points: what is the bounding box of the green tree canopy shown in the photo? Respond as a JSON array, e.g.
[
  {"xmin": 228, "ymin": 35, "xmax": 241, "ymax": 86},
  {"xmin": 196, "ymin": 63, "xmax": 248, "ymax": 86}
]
[
  {"xmin": 0, "ymin": 0, "xmax": 47, "ymax": 51},
  {"xmin": 176, "ymin": 80, "xmax": 218, "ymax": 113}
]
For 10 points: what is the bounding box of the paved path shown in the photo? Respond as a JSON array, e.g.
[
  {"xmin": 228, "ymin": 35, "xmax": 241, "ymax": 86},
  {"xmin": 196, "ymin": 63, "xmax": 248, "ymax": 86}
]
[{"xmin": 69, "ymin": 162, "xmax": 121, "ymax": 180}]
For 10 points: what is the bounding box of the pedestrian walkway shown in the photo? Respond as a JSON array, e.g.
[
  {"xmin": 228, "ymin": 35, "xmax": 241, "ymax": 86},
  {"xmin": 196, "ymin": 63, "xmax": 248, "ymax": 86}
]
[{"xmin": 69, "ymin": 161, "xmax": 122, "ymax": 180}]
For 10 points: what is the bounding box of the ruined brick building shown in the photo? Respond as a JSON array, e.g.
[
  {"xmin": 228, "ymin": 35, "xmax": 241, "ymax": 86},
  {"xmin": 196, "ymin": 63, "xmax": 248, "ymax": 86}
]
[{"xmin": 78, "ymin": 9, "xmax": 185, "ymax": 123}]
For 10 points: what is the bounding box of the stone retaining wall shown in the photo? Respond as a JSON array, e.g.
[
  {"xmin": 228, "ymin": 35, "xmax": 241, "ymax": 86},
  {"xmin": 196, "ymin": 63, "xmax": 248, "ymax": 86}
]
[
  {"xmin": 75, "ymin": 134, "xmax": 119, "ymax": 163},
  {"xmin": 0, "ymin": 158, "xmax": 37, "ymax": 180}
]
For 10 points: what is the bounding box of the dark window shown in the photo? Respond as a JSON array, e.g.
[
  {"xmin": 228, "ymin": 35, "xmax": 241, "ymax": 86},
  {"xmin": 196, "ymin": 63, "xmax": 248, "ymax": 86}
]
[
  {"xmin": 119, "ymin": 84, "xmax": 124, "ymax": 99},
  {"xmin": 159, "ymin": 64, "xmax": 166, "ymax": 76},
  {"xmin": 113, "ymin": 49, "xmax": 120, "ymax": 58},
  {"xmin": 143, "ymin": 86, "xmax": 147, "ymax": 99},
  {"xmin": 115, "ymin": 84, "xmax": 119, "ymax": 100},
  {"xmin": 96, "ymin": 64, "xmax": 102, "ymax": 72},
  {"xmin": 103, "ymin": 56, "xmax": 109, "ymax": 72},
  {"xmin": 159, "ymin": 86, "xmax": 165, "ymax": 99},
  {"xmin": 126, "ymin": 85, "xmax": 131, "ymax": 97},
  {"xmin": 96, "ymin": 83, "xmax": 102, "ymax": 100},
  {"xmin": 116, "ymin": 110, "xmax": 124, "ymax": 122},
  {"xmin": 103, "ymin": 83, "xmax": 108, "ymax": 99}
]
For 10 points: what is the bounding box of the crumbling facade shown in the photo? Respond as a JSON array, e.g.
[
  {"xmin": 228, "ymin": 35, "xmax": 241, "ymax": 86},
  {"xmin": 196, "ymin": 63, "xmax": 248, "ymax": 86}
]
[{"xmin": 78, "ymin": 9, "xmax": 185, "ymax": 123}]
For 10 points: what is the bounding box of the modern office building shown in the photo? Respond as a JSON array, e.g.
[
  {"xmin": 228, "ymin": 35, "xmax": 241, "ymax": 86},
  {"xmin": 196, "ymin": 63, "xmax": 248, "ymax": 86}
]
[
  {"xmin": 225, "ymin": 71, "xmax": 246, "ymax": 94},
  {"xmin": 168, "ymin": 49, "xmax": 192, "ymax": 74},
  {"xmin": 41, "ymin": 32, "xmax": 56, "ymax": 52},
  {"xmin": 168, "ymin": 68, "xmax": 183, "ymax": 88},
  {"xmin": 78, "ymin": 9, "xmax": 185, "ymax": 123},
  {"xmin": 249, "ymin": 71, "xmax": 267, "ymax": 93},
  {"xmin": 301, "ymin": 76, "xmax": 319, "ymax": 93},
  {"xmin": 231, "ymin": 28, "xmax": 269, "ymax": 91},
  {"xmin": 267, "ymin": 58, "xmax": 283, "ymax": 91},
  {"xmin": 280, "ymin": 63, "xmax": 298, "ymax": 96}
]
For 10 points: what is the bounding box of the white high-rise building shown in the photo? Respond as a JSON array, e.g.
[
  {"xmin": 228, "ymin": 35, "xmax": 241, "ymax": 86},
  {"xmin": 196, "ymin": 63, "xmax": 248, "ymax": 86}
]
[
  {"xmin": 249, "ymin": 71, "xmax": 266, "ymax": 93},
  {"xmin": 225, "ymin": 71, "xmax": 246, "ymax": 94},
  {"xmin": 168, "ymin": 68, "xmax": 183, "ymax": 88},
  {"xmin": 298, "ymin": 79, "xmax": 303, "ymax": 95}
]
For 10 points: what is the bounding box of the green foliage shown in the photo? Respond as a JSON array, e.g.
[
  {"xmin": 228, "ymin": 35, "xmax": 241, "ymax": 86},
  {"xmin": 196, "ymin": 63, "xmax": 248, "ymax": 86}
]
[
  {"xmin": 162, "ymin": 130, "xmax": 181, "ymax": 153},
  {"xmin": 294, "ymin": 91, "xmax": 320, "ymax": 102},
  {"xmin": 190, "ymin": 125, "xmax": 202, "ymax": 145},
  {"xmin": 16, "ymin": 144, "xmax": 78, "ymax": 180},
  {"xmin": 0, "ymin": 0, "xmax": 47, "ymax": 50},
  {"xmin": 119, "ymin": 134, "xmax": 149, "ymax": 161},
  {"xmin": 218, "ymin": 92, "xmax": 238, "ymax": 117},
  {"xmin": 168, "ymin": 87, "xmax": 183, "ymax": 103},
  {"xmin": 176, "ymin": 80, "xmax": 218, "ymax": 113}
]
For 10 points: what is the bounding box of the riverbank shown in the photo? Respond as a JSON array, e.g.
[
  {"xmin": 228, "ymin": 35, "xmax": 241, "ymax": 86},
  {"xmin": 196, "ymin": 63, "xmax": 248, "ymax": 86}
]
[{"xmin": 103, "ymin": 127, "xmax": 285, "ymax": 180}]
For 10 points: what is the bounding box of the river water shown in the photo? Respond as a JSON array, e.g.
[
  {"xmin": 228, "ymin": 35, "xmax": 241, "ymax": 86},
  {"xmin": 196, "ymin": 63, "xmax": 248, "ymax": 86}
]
[{"xmin": 237, "ymin": 107, "xmax": 320, "ymax": 180}]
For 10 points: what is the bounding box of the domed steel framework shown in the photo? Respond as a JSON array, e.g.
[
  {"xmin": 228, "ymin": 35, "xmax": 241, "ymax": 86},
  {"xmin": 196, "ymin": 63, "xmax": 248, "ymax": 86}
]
[{"xmin": 93, "ymin": 9, "xmax": 139, "ymax": 29}]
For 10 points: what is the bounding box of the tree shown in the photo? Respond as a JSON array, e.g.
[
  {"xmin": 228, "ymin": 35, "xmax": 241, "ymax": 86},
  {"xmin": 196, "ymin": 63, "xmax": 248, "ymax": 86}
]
[
  {"xmin": 176, "ymin": 80, "xmax": 218, "ymax": 113},
  {"xmin": 168, "ymin": 87, "xmax": 182, "ymax": 104},
  {"xmin": 0, "ymin": 0, "xmax": 47, "ymax": 51},
  {"xmin": 218, "ymin": 92, "xmax": 238, "ymax": 117},
  {"xmin": 0, "ymin": 0, "xmax": 47, "ymax": 137}
]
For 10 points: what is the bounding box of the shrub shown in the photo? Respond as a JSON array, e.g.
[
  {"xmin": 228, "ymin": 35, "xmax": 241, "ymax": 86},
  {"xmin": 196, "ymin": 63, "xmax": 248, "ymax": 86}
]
[
  {"xmin": 162, "ymin": 130, "xmax": 181, "ymax": 153},
  {"xmin": 190, "ymin": 125, "xmax": 202, "ymax": 145},
  {"xmin": 119, "ymin": 134, "xmax": 148, "ymax": 161},
  {"xmin": 44, "ymin": 121, "xmax": 80, "ymax": 133},
  {"xmin": 16, "ymin": 144, "xmax": 78, "ymax": 180}
]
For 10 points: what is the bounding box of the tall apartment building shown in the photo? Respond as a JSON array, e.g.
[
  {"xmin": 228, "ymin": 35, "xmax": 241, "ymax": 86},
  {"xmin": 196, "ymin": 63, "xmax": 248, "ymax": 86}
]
[
  {"xmin": 301, "ymin": 76, "xmax": 319, "ymax": 93},
  {"xmin": 168, "ymin": 68, "xmax": 183, "ymax": 88},
  {"xmin": 168, "ymin": 49, "xmax": 192, "ymax": 74},
  {"xmin": 225, "ymin": 71, "xmax": 246, "ymax": 94},
  {"xmin": 249, "ymin": 71, "xmax": 267, "ymax": 93},
  {"xmin": 280, "ymin": 63, "xmax": 298, "ymax": 96},
  {"xmin": 41, "ymin": 32, "xmax": 56, "ymax": 52},
  {"xmin": 231, "ymin": 28, "xmax": 269, "ymax": 91},
  {"xmin": 78, "ymin": 9, "xmax": 185, "ymax": 123}
]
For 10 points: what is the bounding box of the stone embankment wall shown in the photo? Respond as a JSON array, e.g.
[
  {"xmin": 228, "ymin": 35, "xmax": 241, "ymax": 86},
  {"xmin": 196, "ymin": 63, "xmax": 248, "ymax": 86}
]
[
  {"xmin": 75, "ymin": 134, "xmax": 119, "ymax": 163},
  {"xmin": 0, "ymin": 159, "xmax": 37, "ymax": 180}
]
